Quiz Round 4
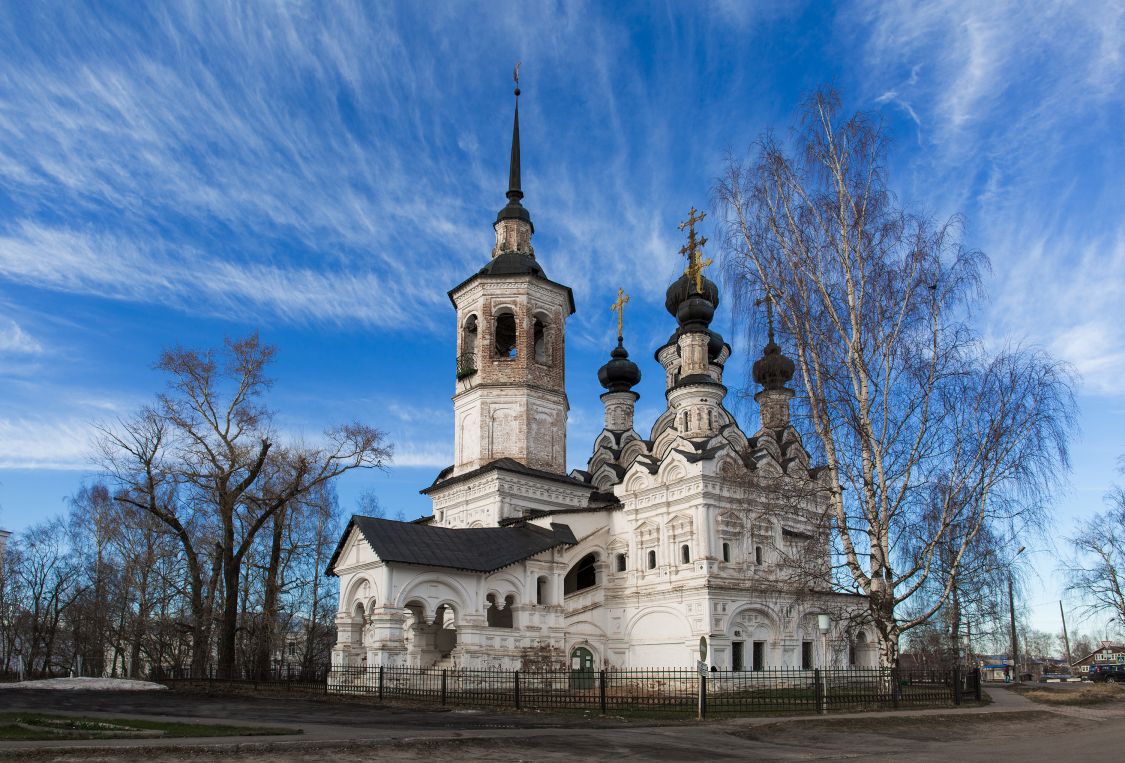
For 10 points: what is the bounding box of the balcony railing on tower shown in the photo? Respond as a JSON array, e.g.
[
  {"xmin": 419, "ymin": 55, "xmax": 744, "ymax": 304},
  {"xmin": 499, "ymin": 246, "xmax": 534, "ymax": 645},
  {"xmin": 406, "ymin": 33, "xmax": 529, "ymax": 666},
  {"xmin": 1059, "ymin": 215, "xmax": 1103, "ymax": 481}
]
[{"xmin": 456, "ymin": 352, "xmax": 477, "ymax": 380}]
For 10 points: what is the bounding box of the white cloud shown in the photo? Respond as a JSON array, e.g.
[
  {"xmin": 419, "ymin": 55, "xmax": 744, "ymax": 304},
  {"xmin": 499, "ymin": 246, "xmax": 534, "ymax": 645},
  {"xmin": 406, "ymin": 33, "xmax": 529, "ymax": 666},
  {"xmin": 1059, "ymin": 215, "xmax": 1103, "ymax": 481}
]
[
  {"xmin": 0, "ymin": 415, "xmax": 95, "ymax": 471},
  {"xmin": 0, "ymin": 319, "xmax": 43, "ymax": 356}
]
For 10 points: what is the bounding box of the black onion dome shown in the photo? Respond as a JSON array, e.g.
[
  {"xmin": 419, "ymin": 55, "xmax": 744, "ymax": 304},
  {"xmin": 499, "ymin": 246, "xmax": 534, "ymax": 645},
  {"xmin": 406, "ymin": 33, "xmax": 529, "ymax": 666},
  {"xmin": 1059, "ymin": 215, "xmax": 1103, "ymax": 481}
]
[
  {"xmin": 598, "ymin": 340, "xmax": 641, "ymax": 393},
  {"xmin": 753, "ymin": 341, "xmax": 795, "ymax": 390},
  {"xmin": 707, "ymin": 329, "xmax": 726, "ymax": 361},
  {"xmin": 664, "ymin": 273, "xmax": 719, "ymax": 316}
]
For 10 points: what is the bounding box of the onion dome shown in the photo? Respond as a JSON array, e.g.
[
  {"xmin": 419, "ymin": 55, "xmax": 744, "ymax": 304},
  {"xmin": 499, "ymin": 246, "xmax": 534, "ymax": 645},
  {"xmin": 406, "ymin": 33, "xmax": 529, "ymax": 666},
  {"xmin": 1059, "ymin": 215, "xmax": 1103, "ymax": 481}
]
[
  {"xmin": 664, "ymin": 273, "xmax": 719, "ymax": 317},
  {"xmin": 752, "ymin": 341, "xmax": 795, "ymax": 391},
  {"xmin": 598, "ymin": 339, "xmax": 642, "ymax": 393}
]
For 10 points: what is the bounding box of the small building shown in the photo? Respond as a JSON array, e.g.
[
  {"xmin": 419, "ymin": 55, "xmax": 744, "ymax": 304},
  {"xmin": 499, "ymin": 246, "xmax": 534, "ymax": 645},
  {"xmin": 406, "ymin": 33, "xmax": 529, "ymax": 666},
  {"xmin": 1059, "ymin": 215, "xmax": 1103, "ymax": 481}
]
[{"xmin": 1070, "ymin": 642, "xmax": 1125, "ymax": 676}]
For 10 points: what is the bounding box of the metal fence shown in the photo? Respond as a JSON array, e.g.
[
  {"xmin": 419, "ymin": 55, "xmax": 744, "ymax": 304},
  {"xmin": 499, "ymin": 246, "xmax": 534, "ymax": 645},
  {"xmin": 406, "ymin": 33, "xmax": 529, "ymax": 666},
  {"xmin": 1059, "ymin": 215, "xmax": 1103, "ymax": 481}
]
[{"xmin": 162, "ymin": 664, "xmax": 982, "ymax": 718}]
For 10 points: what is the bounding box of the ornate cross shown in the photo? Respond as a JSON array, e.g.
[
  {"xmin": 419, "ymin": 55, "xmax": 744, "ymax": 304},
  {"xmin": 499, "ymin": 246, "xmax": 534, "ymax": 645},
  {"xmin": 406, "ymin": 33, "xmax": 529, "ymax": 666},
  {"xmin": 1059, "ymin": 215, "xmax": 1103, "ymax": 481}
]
[
  {"xmin": 611, "ymin": 287, "xmax": 630, "ymax": 340},
  {"xmin": 755, "ymin": 294, "xmax": 776, "ymax": 344},
  {"xmin": 679, "ymin": 206, "xmax": 712, "ymax": 293}
]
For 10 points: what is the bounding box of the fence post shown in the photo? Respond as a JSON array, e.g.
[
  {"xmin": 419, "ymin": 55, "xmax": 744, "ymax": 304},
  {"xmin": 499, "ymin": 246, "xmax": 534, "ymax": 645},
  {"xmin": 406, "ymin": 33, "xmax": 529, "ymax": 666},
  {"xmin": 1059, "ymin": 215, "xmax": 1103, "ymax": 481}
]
[
  {"xmin": 891, "ymin": 666, "xmax": 901, "ymax": 709},
  {"xmin": 514, "ymin": 670, "xmax": 521, "ymax": 709},
  {"xmin": 599, "ymin": 670, "xmax": 607, "ymax": 715},
  {"xmin": 441, "ymin": 669, "xmax": 448, "ymax": 706},
  {"xmin": 815, "ymin": 669, "xmax": 826, "ymax": 715},
  {"xmin": 378, "ymin": 665, "xmax": 384, "ymax": 700},
  {"xmin": 952, "ymin": 666, "xmax": 962, "ymax": 706}
]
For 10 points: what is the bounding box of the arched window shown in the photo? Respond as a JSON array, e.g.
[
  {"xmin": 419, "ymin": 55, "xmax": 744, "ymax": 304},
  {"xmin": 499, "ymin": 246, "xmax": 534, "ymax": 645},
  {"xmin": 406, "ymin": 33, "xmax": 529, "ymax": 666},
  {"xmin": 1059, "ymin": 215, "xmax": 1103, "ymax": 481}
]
[
  {"xmin": 536, "ymin": 575, "xmax": 549, "ymax": 605},
  {"xmin": 486, "ymin": 594, "xmax": 513, "ymax": 628},
  {"xmin": 461, "ymin": 314, "xmax": 478, "ymax": 351},
  {"xmin": 755, "ymin": 546, "xmax": 763, "ymax": 565},
  {"xmin": 616, "ymin": 553, "xmax": 627, "ymax": 572},
  {"xmin": 533, "ymin": 317, "xmax": 548, "ymax": 363},
  {"xmin": 722, "ymin": 542, "xmax": 731, "ymax": 563},
  {"xmin": 564, "ymin": 553, "xmax": 599, "ymax": 595},
  {"xmin": 647, "ymin": 549, "xmax": 657, "ymax": 570},
  {"xmin": 681, "ymin": 544, "xmax": 691, "ymax": 564},
  {"xmin": 494, "ymin": 311, "xmax": 517, "ymax": 358}
]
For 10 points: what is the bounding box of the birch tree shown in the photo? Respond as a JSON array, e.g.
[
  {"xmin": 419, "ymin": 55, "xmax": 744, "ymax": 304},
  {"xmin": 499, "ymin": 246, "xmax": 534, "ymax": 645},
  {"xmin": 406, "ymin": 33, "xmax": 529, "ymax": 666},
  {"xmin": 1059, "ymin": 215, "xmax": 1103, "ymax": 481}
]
[{"xmin": 718, "ymin": 89, "xmax": 1074, "ymax": 665}]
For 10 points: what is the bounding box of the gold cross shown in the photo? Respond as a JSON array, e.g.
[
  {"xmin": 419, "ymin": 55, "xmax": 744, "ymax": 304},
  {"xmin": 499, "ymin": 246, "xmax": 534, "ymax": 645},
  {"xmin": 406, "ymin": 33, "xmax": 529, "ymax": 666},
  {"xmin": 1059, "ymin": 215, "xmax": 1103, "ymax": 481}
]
[
  {"xmin": 611, "ymin": 288, "xmax": 630, "ymax": 339},
  {"xmin": 679, "ymin": 206, "xmax": 712, "ymax": 293}
]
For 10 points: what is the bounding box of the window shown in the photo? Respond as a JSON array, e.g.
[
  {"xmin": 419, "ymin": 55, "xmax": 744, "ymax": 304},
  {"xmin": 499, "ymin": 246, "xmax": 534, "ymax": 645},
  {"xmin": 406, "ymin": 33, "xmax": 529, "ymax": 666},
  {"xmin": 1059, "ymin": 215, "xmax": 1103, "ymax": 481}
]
[
  {"xmin": 753, "ymin": 641, "xmax": 765, "ymax": 671},
  {"xmin": 680, "ymin": 544, "xmax": 691, "ymax": 564},
  {"xmin": 802, "ymin": 641, "xmax": 814, "ymax": 670},
  {"xmin": 732, "ymin": 641, "xmax": 744, "ymax": 671},
  {"xmin": 564, "ymin": 553, "xmax": 599, "ymax": 595},
  {"xmin": 486, "ymin": 594, "xmax": 513, "ymax": 628},
  {"xmin": 494, "ymin": 311, "xmax": 517, "ymax": 358},
  {"xmin": 647, "ymin": 549, "xmax": 657, "ymax": 569},
  {"xmin": 755, "ymin": 546, "xmax": 763, "ymax": 565},
  {"xmin": 722, "ymin": 542, "xmax": 731, "ymax": 563},
  {"xmin": 287, "ymin": 642, "xmax": 297, "ymax": 657},
  {"xmin": 533, "ymin": 318, "xmax": 547, "ymax": 363},
  {"xmin": 536, "ymin": 575, "xmax": 549, "ymax": 605},
  {"xmin": 461, "ymin": 314, "xmax": 478, "ymax": 351},
  {"xmin": 616, "ymin": 553, "xmax": 627, "ymax": 572}
]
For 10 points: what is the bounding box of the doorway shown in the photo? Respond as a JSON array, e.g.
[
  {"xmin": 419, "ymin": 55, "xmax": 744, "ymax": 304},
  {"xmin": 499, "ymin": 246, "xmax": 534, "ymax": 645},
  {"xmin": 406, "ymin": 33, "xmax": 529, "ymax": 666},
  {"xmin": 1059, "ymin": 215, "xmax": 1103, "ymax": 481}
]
[
  {"xmin": 732, "ymin": 641, "xmax": 745, "ymax": 671},
  {"xmin": 752, "ymin": 641, "xmax": 765, "ymax": 671},
  {"xmin": 570, "ymin": 646, "xmax": 595, "ymax": 689}
]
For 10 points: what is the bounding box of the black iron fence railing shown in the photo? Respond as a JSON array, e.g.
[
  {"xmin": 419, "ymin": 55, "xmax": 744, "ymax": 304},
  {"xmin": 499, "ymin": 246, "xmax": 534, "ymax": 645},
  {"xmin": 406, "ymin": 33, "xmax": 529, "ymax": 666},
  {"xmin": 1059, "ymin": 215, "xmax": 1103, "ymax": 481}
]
[
  {"xmin": 159, "ymin": 664, "xmax": 983, "ymax": 718},
  {"xmin": 456, "ymin": 352, "xmax": 477, "ymax": 379}
]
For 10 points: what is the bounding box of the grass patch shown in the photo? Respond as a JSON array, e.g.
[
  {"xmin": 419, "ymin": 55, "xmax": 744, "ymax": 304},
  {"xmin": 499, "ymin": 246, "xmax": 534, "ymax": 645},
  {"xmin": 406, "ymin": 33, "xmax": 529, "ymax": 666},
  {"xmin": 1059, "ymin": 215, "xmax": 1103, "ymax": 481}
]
[
  {"xmin": 1016, "ymin": 683, "xmax": 1125, "ymax": 706},
  {"xmin": 0, "ymin": 712, "xmax": 301, "ymax": 741}
]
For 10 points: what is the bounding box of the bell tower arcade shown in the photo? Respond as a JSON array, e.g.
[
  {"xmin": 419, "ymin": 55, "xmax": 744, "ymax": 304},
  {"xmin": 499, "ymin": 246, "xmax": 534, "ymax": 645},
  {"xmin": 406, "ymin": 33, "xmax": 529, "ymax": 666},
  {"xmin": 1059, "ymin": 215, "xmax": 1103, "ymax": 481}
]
[{"xmin": 447, "ymin": 75, "xmax": 574, "ymax": 477}]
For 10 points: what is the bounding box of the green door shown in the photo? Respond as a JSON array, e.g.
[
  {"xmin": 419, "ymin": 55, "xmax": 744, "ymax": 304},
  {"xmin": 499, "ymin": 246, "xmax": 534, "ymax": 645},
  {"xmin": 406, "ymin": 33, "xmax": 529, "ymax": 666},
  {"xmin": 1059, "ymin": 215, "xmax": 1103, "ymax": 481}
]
[{"xmin": 570, "ymin": 646, "xmax": 595, "ymax": 689}]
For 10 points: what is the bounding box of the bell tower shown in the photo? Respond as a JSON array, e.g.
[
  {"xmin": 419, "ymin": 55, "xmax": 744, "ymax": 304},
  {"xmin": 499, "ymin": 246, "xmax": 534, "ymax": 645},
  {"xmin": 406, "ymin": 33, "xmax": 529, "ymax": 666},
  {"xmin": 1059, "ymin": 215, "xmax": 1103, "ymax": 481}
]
[{"xmin": 448, "ymin": 73, "xmax": 575, "ymax": 476}]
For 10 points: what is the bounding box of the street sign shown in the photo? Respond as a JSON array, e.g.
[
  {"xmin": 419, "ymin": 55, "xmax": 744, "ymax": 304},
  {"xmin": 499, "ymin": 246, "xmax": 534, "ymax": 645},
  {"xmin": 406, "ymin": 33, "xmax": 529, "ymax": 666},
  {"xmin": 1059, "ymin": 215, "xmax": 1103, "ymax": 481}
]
[{"xmin": 699, "ymin": 636, "xmax": 708, "ymax": 660}]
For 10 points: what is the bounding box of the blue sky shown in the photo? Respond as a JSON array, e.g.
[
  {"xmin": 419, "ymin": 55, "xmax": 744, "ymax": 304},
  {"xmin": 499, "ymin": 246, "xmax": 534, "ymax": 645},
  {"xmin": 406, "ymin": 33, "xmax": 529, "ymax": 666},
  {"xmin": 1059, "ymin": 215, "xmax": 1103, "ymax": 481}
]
[{"xmin": 1, "ymin": 1, "xmax": 1123, "ymax": 637}]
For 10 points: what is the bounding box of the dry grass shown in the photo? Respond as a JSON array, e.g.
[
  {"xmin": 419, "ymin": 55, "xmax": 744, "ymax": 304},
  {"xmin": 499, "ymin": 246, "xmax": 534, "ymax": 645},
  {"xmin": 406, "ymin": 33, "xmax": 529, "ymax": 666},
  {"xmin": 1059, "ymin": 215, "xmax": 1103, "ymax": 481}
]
[{"xmin": 1018, "ymin": 683, "xmax": 1125, "ymax": 706}]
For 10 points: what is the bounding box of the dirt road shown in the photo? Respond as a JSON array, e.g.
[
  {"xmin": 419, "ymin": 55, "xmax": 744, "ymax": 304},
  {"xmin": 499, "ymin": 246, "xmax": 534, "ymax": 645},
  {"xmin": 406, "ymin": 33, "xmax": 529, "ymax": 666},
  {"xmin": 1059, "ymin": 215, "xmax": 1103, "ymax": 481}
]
[{"xmin": 0, "ymin": 685, "xmax": 1118, "ymax": 761}]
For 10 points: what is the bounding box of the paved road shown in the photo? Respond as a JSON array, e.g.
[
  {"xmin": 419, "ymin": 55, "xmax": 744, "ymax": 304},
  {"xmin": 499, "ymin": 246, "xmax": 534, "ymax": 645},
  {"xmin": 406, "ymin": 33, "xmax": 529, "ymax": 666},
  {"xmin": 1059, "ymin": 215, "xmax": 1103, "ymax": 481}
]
[{"xmin": 0, "ymin": 686, "xmax": 1120, "ymax": 761}]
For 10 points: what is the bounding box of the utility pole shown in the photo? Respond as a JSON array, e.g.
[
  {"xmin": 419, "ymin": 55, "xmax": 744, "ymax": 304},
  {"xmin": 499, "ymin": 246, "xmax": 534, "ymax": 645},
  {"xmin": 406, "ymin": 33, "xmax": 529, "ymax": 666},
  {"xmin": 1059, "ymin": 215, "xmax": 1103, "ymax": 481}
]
[
  {"xmin": 1008, "ymin": 574, "xmax": 1019, "ymax": 682},
  {"xmin": 1060, "ymin": 601, "xmax": 1073, "ymax": 667},
  {"xmin": 1008, "ymin": 546, "xmax": 1025, "ymax": 682}
]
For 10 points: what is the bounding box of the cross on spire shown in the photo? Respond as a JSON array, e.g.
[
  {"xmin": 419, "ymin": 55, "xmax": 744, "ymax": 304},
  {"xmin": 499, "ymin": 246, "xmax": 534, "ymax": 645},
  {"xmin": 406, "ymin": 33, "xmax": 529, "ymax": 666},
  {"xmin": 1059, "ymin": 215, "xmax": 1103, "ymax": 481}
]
[
  {"xmin": 755, "ymin": 293, "xmax": 776, "ymax": 345},
  {"xmin": 678, "ymin": 207, "xmax": 712, "ymax": 294},
  {"xmin": 611, "ymin": 287, "xmax": 630, "ymax": 341}
]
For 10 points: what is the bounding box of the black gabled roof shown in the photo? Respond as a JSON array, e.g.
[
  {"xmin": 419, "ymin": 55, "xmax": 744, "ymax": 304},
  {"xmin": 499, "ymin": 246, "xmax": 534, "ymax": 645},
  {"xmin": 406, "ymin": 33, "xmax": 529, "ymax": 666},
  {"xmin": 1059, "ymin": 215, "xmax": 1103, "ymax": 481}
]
[{"xmin": 327, "ymin": 515, "xmax": 577, "ymax": 576}]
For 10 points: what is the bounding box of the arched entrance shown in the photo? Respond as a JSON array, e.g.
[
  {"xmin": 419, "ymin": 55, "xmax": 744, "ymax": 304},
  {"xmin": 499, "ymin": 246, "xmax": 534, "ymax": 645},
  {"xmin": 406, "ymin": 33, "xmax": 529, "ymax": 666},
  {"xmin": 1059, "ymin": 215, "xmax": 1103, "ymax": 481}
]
[{"xmin": 570, "ymin": 646, "xmax": 595, "ymax": 689}]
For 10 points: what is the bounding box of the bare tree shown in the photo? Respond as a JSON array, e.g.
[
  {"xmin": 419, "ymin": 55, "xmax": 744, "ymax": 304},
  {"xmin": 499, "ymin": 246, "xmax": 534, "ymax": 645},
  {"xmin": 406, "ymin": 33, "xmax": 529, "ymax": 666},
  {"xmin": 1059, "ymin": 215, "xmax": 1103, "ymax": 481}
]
[
  {"xmin": 718, "ymin": 89, "xmax": 1074, "ymax": 665},
  {"xmin": 99, "ymin": 334, "xmax": 391, "ymax": 678},
  {"xmin": 1066, "ymin": 463, "xmax": 1125, "ymax": 631}
]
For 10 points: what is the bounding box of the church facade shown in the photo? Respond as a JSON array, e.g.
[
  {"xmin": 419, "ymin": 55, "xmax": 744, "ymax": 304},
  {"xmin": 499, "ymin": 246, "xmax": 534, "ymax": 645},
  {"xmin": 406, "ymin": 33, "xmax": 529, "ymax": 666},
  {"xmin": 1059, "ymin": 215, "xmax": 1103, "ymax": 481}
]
[{"xmin": 327, "ymin": 86, "xmax": 873, "ymax": 673}]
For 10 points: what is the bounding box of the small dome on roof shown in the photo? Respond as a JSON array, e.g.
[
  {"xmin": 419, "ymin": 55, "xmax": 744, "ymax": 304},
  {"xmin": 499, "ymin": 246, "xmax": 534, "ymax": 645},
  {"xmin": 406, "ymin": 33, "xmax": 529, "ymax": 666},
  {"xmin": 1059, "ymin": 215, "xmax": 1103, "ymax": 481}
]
[
  {"xmin": 598, "ymin": 340, "xmax": 641, "ymax": 393},
  {"xmin": 752, "ymin": 341, "xmax": 795, "ymax": 390},
  {"xmin": 665, "ymin": 273, "xmax": 719, "ymax": 317}
]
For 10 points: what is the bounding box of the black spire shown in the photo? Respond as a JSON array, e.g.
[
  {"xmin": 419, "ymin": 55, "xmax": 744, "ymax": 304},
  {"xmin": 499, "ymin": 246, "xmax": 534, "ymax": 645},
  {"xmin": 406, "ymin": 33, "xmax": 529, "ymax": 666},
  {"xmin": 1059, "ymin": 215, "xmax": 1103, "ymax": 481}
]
[{"xmin": 496, "ymin": 64, "xmax": 533, "ymax": 231}]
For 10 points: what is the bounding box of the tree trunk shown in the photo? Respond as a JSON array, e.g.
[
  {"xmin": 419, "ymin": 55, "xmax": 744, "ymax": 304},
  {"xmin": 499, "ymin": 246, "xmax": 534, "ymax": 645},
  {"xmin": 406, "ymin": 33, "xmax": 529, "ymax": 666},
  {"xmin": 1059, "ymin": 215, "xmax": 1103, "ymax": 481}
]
[{"xmin": 254, "ymin": 506, "xmax": 287, "ymax": 680}]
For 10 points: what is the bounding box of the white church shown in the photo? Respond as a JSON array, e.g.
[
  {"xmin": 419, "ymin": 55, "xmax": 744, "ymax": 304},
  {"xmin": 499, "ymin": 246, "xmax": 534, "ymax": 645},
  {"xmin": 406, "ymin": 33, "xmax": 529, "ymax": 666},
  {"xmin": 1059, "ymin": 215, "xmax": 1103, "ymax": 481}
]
[{"xmin": 327, "ymin": 84, "xmax": 873, "ymax": 673}]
